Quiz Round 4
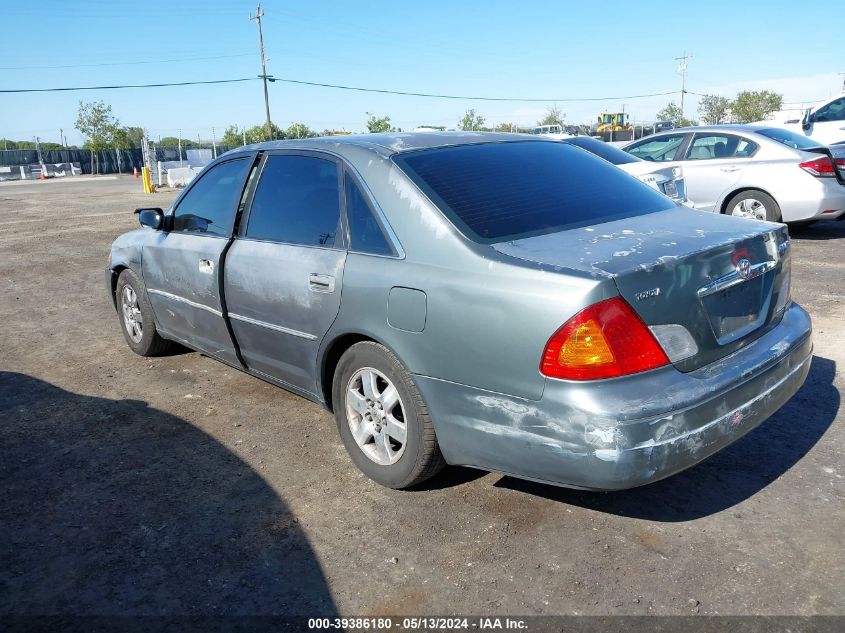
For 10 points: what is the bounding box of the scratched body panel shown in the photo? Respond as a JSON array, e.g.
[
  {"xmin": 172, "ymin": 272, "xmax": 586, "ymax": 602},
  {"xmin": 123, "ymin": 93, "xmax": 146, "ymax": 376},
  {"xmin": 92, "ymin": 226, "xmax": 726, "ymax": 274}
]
[{"xmin": 106, "ymin": 132, "xmax": 813, "ymax": 490}]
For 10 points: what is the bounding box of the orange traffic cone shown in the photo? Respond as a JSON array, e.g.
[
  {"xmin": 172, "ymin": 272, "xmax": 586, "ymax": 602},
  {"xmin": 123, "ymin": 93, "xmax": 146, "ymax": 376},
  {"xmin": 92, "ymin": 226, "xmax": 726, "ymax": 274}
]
[
  {"xmin": 133, "ymin": 167, "xmax": 139, "ymax": 179},
  {"xmin": 39, "ymin": 169, "xmax": 46, "ymax": 181}
]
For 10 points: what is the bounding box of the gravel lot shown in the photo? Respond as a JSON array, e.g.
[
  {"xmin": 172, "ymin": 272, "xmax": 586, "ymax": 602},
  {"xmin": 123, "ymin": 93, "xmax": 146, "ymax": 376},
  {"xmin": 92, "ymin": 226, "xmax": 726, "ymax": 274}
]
[{"xmin": 1, "ymin": 175, "xmax": 843, "ymax": 617}]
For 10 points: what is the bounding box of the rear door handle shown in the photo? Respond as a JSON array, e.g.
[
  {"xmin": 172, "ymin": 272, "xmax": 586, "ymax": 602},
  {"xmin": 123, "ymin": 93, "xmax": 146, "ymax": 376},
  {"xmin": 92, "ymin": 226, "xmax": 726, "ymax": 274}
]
[
  {"xmin": 308, "ymin": 273, "xmax": 335, "ymax": 293},
  {"xmin": 720, "ymin": 166, "xmax": 741, "ymax": 173},
  {"xmin": 198, "ymin": 258, "xmax": 214, "ymax": 274}
]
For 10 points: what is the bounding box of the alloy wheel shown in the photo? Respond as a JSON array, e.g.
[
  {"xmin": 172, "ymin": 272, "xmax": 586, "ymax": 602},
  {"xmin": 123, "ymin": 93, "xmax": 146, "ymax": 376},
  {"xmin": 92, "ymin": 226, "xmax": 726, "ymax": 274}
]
[{"xmin": 345, "ymin": 367, "xmax": 407, "ymax": 465}]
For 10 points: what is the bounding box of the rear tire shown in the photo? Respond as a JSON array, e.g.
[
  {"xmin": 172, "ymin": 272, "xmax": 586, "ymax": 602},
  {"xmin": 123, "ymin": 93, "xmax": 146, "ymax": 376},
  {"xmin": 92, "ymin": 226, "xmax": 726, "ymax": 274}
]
[
  {"xmin": 333, "ymin": 341, "xmax": 445, "ymax": 489},
  {"xmin": 724, "ymin": 190, "xmax": 782, "ymax": 223},
  {"xmin": 115, "ymin": 269, "xmax": 173, "ymax": 357}
]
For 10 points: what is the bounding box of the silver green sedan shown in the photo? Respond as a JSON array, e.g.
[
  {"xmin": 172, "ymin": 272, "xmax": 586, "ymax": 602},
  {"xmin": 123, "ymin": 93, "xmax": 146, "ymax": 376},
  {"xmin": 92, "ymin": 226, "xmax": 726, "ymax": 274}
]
[{"xmin": 107, "ymin": 132, "xmax": 811, "ymax": 490}]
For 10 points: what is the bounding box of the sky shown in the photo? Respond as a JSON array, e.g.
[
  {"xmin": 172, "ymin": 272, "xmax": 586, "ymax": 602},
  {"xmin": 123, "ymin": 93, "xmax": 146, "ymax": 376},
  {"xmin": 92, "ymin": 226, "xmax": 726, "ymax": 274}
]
[{"xmin": 2, "ymin": 0, "xmax": 843, "ymax": 146}]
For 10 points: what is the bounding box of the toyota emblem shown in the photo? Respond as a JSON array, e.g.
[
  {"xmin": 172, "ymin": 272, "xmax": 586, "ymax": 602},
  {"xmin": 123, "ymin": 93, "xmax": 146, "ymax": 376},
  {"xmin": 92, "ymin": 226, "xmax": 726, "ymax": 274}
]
[{"xmin": 736, "ymin": 258, "xmax": 751, "ymax": 279}]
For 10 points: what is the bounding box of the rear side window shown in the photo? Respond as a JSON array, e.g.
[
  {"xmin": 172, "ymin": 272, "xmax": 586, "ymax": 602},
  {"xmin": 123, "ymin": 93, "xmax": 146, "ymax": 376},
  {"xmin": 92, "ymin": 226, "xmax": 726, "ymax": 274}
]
[
  {"xmin": 246, "ymin": 155, "xmax": 341, "ymax": 247},
  {"xmin": 626, "ymin": 135, "xmax": 685, "ymax": 162},
  {"xmin": 345, "ymin": 177, "xmax": 394, "ymax": 256},
  {"xmin": 172, "ymin": 158, "xmax": 250, "ymax": 237},
  {"xmin": 685, "ymin": 134, "xmax": 758, "ymax": 160},
  {"xmin": 756, "ymin": 127, "xmax": 823, "ymax": 150},
  {"xmin": 564, "ymin": 136, "xmax": 639, "ymax": 165},
  {"xmin": 394, "ymin": 141, "xmax": 675, "ymax": 244}
]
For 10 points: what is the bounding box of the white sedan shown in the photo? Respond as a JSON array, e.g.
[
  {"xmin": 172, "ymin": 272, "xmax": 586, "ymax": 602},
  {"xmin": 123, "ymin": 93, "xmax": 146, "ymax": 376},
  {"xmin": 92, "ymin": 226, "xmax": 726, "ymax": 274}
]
[{"xmin": 622, "ymin": 125, "xmax": 845, "ymax": 223}]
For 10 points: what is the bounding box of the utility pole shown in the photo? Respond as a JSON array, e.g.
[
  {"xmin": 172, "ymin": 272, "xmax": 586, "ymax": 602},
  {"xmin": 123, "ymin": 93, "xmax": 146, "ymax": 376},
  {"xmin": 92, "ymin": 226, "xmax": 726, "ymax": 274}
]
[
  {"xmin": 212, "ymin": 126, "xmax": 217, "ymax": 158},
  {"xmin": 250, "ymin": 4, "xmax": 273, "ymax": 140},
  {"xmin": 840, "ymin": 72, "xmax": 845, "ymax": 91},
  {"xmin": 59, "ymin": 128, "xmax": 65, "ymax": 149},
  {"xmin": 675, "ymin": 52, "xmax": 691, "ymax": 121},
  {"xmin": 178, "ymin": 128, "xmax": 183, "ymax": 167},
  {"xmin": 242, "ymin": 126, "xmax": 247, "ymax": 146}
]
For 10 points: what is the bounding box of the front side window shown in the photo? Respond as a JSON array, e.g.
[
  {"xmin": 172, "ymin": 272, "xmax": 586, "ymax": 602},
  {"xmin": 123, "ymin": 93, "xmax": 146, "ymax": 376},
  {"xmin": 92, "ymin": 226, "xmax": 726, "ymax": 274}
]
[
  {"xmin": 685, "ymin": 134, "xmax": 758, "ymax": 160},
  {"xmin": 395, "ymin": 141, "xmax": 674, "ymax": 244},
  {"xmin": 172, "ymin": 158, "xmax": 250, "ymax": 236},
  {"xmin": 626, "ymin": 135, "xmax": 685, "ymax": 162},
  {"xmin": 245, "ymin": 155, "xmax": 341, "ymax": 247},
  {"xmin": 815, "ymin": 98, "xmax": 845, "ymax": 123},
  {"xmin": 345, "ymin": 177, "xmax": 394, "ymax": 256}
]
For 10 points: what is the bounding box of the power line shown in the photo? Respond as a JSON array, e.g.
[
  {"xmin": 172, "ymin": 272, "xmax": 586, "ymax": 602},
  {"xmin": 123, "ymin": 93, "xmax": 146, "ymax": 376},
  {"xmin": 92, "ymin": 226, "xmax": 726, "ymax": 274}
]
[
  {"xmin": 0, "ymin": 52, "xmax": 253, "ymax": 71},
  {"xmin": 0, "ymin": 78, "xmax": 258, "ymax": 93},
  {"xmin": 267, "ymin": 78, "xmax": 680, "ymax": 103},
  {"xmin": 0, "ymin": 75, "xmax": 679, "ymax": 102}
]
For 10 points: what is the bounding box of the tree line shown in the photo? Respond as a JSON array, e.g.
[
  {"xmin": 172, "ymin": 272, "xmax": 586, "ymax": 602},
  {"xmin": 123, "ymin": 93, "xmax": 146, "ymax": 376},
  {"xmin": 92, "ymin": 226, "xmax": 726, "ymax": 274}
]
[{"xmin": 1, "ymin": 91, "xmax": 787, "ymax": 152}]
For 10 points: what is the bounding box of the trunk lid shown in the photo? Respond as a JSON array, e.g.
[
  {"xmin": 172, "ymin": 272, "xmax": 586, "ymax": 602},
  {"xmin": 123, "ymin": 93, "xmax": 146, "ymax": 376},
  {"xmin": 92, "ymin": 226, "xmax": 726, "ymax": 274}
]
[{"xmin": 492, "ymin": 207, "xmax": 791, "ymax": 371}]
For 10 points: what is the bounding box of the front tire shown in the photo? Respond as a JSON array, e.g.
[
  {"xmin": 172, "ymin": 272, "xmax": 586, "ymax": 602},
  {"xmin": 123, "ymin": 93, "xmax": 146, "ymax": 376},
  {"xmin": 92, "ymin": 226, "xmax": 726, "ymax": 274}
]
[
  {"xmin": 333, "ymin": 342, "xmax": 445, "ymax": 489},
  {"xmin": 115, "ymin": 269, "xmax": 173, "ymax": 356},
  {"xmin": 725, "ymin": 190, "xmax": 782, "ymax": 223}
]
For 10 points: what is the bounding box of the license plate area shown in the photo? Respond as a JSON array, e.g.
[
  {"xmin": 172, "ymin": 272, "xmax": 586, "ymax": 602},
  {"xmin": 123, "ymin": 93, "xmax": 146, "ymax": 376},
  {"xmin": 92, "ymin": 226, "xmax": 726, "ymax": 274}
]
[
  {"xmin": 701, "ymin": 273, "xmax": 773, "ymax": 344},
  {"xmin": 662, "ymin": 180, "xmax": 678, "ymax": 198}
]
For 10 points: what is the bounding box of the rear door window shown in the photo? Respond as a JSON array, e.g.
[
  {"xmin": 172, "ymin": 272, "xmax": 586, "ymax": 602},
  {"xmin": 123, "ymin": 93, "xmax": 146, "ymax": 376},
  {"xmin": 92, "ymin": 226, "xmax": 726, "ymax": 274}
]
[
  {"xmin": 685, "ymin": 134, "xmax": 758, "ymax": 160},
  {"xmin": 394, "ymin": 141, "xmax": 675, "ymax": 244},
  {"xmin": 626, "ymin": 135, "xmax": 686, "ymax": 162},
  {"xmin": 245, "ymin": 155, "xmax": 341, "ymax": 247}
]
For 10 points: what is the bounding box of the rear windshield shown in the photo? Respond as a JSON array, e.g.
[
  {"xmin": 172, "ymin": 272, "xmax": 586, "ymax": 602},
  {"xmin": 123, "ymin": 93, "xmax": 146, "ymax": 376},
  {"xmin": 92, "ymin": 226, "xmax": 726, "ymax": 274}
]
[
  {"xmin": 563, "ymin": 136, "xmax": 640, "ymax": 165},
  {"xmin": 756, "ymin": 127, "xmax": 822, "ymax": 150},
  {"xmin": 394, "ymin": 141, "xmax": 674, "ymax": 243}
]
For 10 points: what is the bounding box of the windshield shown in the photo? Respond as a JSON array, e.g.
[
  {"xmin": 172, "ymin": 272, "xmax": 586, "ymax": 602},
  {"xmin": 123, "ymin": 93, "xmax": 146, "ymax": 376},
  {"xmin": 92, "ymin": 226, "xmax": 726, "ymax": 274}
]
[
  {"xmin": 394, "ymin": 141, "xmax": 674, "ymax": 244},
  {"xmin": 563, "ymin": 136, "xmax": 640, "ymax": 165},
  {"xmin": 756, "ymin": 127, "xmax": 823, "ymax": 151}
]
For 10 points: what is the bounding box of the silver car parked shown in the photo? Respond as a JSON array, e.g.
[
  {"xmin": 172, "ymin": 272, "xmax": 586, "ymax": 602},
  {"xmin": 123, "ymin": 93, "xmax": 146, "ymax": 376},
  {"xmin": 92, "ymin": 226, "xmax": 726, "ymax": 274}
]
[
  {"xmin": 623, "ymin": 125, "xmax": 845, "ymax": 223},
  {"xmin": 107, "ymin": 133, "xmax": 811, "ymax": 490}
]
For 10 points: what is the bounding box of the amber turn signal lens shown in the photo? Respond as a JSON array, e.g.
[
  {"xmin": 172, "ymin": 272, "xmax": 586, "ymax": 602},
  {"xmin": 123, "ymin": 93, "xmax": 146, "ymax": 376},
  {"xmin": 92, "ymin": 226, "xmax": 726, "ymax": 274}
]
[{"xmin": 541, "ymin": 297, "xmax": 670, "ymax": 381}]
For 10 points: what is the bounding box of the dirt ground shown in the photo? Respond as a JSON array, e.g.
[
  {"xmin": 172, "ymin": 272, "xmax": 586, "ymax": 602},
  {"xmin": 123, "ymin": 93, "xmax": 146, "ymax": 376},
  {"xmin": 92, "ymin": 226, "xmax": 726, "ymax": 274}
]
[{"xmin": 1, "ymin": 175, "xmax": 843, "ymax": 617}]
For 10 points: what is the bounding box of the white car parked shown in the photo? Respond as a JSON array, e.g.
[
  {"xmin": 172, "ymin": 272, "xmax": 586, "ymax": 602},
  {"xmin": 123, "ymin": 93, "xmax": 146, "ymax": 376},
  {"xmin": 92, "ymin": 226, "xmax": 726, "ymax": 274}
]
[
  {"xmin": 559, "ymin": 135, "xmax": 687, "ymax": 203},
  {"xmin": 623, "ymin": 125, "xmax": 845, "ymax": 223},
  {"xmin": 762, "ymin": 93, "xmax": 845, "ymax": 146}
]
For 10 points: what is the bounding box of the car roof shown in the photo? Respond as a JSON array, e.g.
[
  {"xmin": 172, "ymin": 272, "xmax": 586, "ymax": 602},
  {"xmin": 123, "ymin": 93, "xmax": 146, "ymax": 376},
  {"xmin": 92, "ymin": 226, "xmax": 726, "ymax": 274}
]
[
  {"xmin": 644, "ymin": 124, "xmax": 779, "ymax": 136},
  {"xmin": 228, "ymin": 131, "xmax": 543, "ymax": 158}
]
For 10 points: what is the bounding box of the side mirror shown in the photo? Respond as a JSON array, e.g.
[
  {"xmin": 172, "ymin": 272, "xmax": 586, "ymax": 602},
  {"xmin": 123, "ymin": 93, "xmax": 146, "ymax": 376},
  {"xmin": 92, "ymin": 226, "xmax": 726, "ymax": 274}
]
[
  {"xmin": 802, "ymin": 109, "xmax": 814, "ymax": 130},
  {"xmin": 135, "ymin": 207, "xmax": 164, "ymax": 230}
]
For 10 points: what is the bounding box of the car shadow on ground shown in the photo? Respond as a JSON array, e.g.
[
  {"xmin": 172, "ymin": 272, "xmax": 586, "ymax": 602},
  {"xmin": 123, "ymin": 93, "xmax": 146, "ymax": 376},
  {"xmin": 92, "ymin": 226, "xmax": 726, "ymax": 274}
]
[
  {"xmin": 788, "ymin": 221, "xmax": 845, "ymax": 240},
  {"xmin": 0, "ymin": 371, "xmax": 336, "ymax": 617},
  {"xmin": 495, "ymin": 355, "xmax": 838, "ymax": 522}
]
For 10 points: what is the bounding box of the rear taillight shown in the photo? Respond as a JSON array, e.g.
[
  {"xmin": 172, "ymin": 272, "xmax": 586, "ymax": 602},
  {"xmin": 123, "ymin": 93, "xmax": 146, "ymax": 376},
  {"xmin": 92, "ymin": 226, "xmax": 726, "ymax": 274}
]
[
  {"xmin": 540, "ymin": 297, "xmax": 670, "ymax": 380},
  {"xmin": 799, "ymin": 156, "xmax": 836, "ymax": 177}
]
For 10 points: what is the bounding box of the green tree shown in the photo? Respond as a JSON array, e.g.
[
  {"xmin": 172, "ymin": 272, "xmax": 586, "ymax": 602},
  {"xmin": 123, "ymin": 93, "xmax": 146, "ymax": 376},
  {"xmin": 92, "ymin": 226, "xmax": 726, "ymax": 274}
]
[
  {"xmin": 221, "ymin": 125, "xmax": 246, "ymax": 146},
  {"xmin": 494, "ymin": 122, "xmax": 519, "ymax": 132},
  {"xmin": 285, "ymin": 122, "xmax": 317, "ymax": 139},
  {"xmin": 697, "ymin": 94, "xmax": 731, "ymax": 125},
  {"xmin": 245, "ymin": 122, "xmax": 284, "ymax": 143},
  {"xmin": 75, "ymin": 100, "xmax": 119, "ymax": 152},
  {"xmin": 656, "ymin": 101, "xmax": 695, "ymax": 127},
  {"xmin": 366, "ymin": 113, "xmax": 393, "ymax": 133},
  {"xmin": 0, "ymin": 139, "xmax": 18, "ymax": 149},
  {"xmin": 731, "ymin": 90, "xmax": 783, "ymax": 123},
  {"xmin": 458, "ymin": 109, "xmax": 486, "ymax": 131},
  {"xmin": 15, "ymin": 141, "xmax": 36, "ymax": 150},
  {"xmin": 113, "ymin": 126, "xmax": 144, "ymax": 149},
  {"xmin": 537, "ymin": 105, "xmax": 565, "ymax": 127}
]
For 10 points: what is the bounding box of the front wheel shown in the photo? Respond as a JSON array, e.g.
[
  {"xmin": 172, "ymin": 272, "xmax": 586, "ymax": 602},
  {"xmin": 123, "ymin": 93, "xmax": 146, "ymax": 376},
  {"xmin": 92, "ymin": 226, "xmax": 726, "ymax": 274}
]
[
  {"xmin": 333, "ymin": 342, "xmax": 445, "ymax": 489},
  {"xmin": 725, "ymin": 190, "xmax": 782, "ymax": 223},
  {"xmin": 115, "ymin": 269, "xmax": 173, "ymax": 356}
]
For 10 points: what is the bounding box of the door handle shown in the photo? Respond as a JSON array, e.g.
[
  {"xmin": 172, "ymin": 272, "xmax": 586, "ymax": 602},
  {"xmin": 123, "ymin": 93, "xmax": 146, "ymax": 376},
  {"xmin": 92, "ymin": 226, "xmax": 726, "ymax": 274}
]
[
  {"xmin": 308, "ymin": 273, "xmax": 335, "ymax": 293},
  {"xmin": 198, "ymin": 258, "xmax": 214, "ymax": 274},
  {"xmin": 720, "ymin": 166, "xmax": 740, "ymax": 173}
]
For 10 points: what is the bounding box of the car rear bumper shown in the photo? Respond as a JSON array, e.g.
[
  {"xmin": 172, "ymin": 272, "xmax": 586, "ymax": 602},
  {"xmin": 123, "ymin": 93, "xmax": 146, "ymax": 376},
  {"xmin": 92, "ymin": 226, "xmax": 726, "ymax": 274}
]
[
  {"xmin": 781, "ymin": 179, "xmax": 845, "ymax": 221},
  {"xmin": 415, "ymin": 302, "xmax": 812, "ymax": 490}
]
